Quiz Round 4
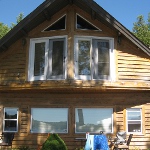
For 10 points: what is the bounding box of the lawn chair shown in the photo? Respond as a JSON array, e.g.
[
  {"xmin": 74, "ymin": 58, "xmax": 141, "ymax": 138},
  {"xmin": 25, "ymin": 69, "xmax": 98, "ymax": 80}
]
[
  {"xmin": 0, "ymin": 132, "xmax": 15, "ymax": 149},
  {"xmin": 113, "ymin": 134, "xmax": 133, "ymax": 150},
  {"xmin": 115, "ymin": 131, "xmax": 127, "ymax": 145}
]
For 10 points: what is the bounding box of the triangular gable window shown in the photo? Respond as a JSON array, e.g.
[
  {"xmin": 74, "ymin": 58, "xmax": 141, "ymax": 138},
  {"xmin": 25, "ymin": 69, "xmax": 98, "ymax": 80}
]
[
  {"xmin": 76, "ymin": 14, "xmax": 101, "ymax": 31},
  {"xmin": 44, "ymin": 15, "xmax": 66, "ymax": 31}
]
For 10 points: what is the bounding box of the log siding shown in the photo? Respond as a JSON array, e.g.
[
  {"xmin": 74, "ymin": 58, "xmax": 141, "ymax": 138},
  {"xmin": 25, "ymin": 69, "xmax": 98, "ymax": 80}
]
[{"xmin": 0, "ymin": 4, "xmax": 150, "ymax": 150}]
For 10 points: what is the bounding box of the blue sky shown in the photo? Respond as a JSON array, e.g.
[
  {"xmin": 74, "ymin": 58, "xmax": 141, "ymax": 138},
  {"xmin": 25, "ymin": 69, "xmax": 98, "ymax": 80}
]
[{"xmin": 0, "ymin": 0, "xmax": 150, "ymax": 31}]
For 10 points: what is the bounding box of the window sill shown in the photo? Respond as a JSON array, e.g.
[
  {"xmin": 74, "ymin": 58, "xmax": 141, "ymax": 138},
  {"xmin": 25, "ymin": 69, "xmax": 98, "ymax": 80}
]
[{"xmin": 127, "ymin": 132, "xmax": 143, "ymax": 136}]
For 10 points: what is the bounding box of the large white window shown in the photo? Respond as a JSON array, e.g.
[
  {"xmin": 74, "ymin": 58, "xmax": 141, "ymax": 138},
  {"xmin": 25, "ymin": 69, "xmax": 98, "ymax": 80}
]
[
  {"xmin": 74, "ymin": 37, "xmax": 115, "ymax": 80},
  {"xmin": 28, "ymin": 36, "xmax": 67, "ymax": 81},
  {"xmin": 3, "ymin": 108, "xmax": 18, "ymax": 132},
  {"xmin": 75, "ymin": 108, "xmax": 113, "ymax": 133},
  {"xmin": 31, "ymin": 108, "xmax": 68, "ymax": 133},
  {"xmin": 126, "ymin": 108, "xmax": 142, "ymax": 133}
]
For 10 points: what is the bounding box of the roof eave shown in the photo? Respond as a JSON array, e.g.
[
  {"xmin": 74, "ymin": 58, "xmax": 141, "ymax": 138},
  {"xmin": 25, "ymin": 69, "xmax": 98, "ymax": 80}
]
[
  {"xmin": 0, "ymin": 0, "xmax": 150, "ymax": 56},
  {"xmin": 78, "ymin": 0, "xmax": 150, "ymax": 56},
  {"xmin": 0, "ymin": 0, "xmax": 69, "ymax": 52}
]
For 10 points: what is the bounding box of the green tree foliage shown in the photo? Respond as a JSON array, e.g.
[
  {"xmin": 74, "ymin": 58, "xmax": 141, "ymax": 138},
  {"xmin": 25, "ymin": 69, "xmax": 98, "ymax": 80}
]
[
  {"xmin": 0, "ymin": 23, "xmax": 10, "ymax": 39},
  {"xmin": 41, "ymin": 133, "xmax": 68, "ymax": 150},
  {"xmin": 132, "ymin": 13, "xmax": 150, "ymax": 47},
  {"xmin": 11, "ymin": 13, "xmax": 24, "ymax": 29},
  {"xmin": 0, "ymin": 13, "xmax": 24, "ymax": 39}
]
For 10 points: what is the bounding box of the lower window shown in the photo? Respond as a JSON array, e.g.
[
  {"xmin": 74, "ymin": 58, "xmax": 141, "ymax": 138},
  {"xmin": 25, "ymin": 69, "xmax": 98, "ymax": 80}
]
[
  {"xmin": 3, "ymin": 108, "xmax": 18, "ymax": 132},
  {"xmin": 31, "ymin": 108, "xmax": 68, "ymax": 133},
  {"xmin": 75, "ymin": 108, "xmax": 113, "ymax": 133},
  {"xmin": 126, "ymin": 108, "xmax": 142, "ymax": 133}
]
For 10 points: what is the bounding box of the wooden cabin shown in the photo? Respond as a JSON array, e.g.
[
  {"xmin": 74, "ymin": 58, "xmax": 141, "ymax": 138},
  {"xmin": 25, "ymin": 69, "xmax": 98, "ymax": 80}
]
[{"xmin": 0, "ymin": 0, "xmax": 150, "ymax": 149}]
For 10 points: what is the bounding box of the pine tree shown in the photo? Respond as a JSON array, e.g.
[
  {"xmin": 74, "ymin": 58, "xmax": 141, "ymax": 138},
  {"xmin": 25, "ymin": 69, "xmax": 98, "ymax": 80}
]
[
  {"xmin": 0, "ymin": 13, "xmax": 24, "ymax": 39},
  {"xmin": 132, "ymin": 13, "xmax": 150, "ymax": 47}
]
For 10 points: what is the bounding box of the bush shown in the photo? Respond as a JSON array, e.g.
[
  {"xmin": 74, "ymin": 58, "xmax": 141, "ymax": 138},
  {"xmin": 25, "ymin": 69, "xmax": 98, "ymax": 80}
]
[{"xmin": 41, "ymin": 133, "xmax": 68, "ymax": 150}]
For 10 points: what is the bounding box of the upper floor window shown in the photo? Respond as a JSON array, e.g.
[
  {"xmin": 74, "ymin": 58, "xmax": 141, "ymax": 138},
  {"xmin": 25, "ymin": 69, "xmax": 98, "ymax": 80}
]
[
  {"xmin": 3, "ymin": 108, "xmax": 18, "ymax": 132},
  {"xmin": 76, "ymin": 14, "xmax": 101, "ymax": 31},
  {"xmin": 126, "ymin": 108, "xmax": 142, "ymax": 133},
  {"xmin": 28, "ymin": 36, "xmax": 67, "ymax": 81},
  {"xmin": 74, "ymin": 37, "xmax": 115, "ymax": 80}
]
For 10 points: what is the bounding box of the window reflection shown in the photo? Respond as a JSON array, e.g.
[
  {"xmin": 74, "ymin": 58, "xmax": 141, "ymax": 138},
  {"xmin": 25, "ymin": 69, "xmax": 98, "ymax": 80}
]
[
  {"xmin": 5, "ymin": 108, "xmax": 17, "ymax": 119},
  {"xmin": 4, "ymin": 121, "xmax": 17, "ymax": 131},
  {"xmin": 127, "ymin": 112, "xmax": 141, "ymax": 120},
  {"xmin": 75, "ymin": 108, "xmax": 113, "ymax": 133},
  {"xmin": 127, "ymin": 108, "xmax": 142, "ymax": 133},
  {"xmin": 4, "ymin": 108, "xmax": 18, "ymax": 132},
  {"xmin": 78, "ymin": 40, "xmax": 91, "ymax": 75},
  {"xmin": 31, "ymin": 108, "xmax": 68, "ymax": 133}
]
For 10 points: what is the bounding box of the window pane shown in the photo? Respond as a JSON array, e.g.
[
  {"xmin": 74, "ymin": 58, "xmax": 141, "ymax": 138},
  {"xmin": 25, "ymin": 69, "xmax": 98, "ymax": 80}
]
[
  {"xmin": 4, "ymin": 120, "xmax": 17, "ymax": 131},
  {"xmin": 97, "ymin": 41, "xmax": 110, "ymax": 76},
  {"xmin": 52, "ymin": 41, "xmax": 64, "ymax": 76},
  {"xmin": 77, "ymin": 15, "xmax": 99, "ymax": 30},
  {"xmin": 5, "ymin": 108, "xmax": 17, "ymax": 119},
  {"xmin": 75, "ymin": 108, "xmax": 113, "ymax": 133},
  {"xmin": 31, "ymin": 108, "xmax": 68, "ymax": 133},
  {"xmin": 78, "ymin": 40, "xmax": 91, "ymax": 75},
  {"xmin": 127, "ymin": 111, "xmax": 141, "ymax": 120},
  {"xmin": 127, "ymin": 108, "xmax": 140, "ymax": 111},
  {"xmin": 34, "ymin": 42, "xmax": 45, "ymax": 76},
  {"xmin": 44, "ymin": 15, "xmax": 66, "ymax": 31},
  {"xmin": 128, "ymin": 121, "xmax": 141, "ymax": 132}
]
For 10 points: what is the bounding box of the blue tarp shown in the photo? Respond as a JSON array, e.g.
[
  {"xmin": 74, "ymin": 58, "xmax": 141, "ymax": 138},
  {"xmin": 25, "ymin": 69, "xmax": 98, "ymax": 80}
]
[
  {"xmin": 85, "ymin": 134, "xmax": 109, "ymax": 150},
  {"xmin": 94, "ymin": 134, "xmax": 109, "ymax": 150}
]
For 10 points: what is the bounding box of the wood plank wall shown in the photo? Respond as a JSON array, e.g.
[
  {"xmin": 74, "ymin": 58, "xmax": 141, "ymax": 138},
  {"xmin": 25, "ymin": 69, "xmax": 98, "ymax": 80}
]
[
  {"xmin": 0, "ymin": 91, "xmax": 150, "ymax": 149},
  {"xmin": 0, "ymin": 6, "xmax": 150, "ymax": 86},
  {"xmin": 117, "ymin": 39, "xmax": 150, "ymax": 82},
  {"xmin": 0, "ymin": 5, "xmax": 150, "ymax": 150},
  {"xmin": 0, "ymin": 41, "xmax": 26, "ymax": 83}
]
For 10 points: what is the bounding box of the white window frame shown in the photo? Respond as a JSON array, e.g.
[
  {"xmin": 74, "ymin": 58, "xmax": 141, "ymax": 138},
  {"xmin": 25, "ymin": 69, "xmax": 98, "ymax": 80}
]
[
  {"xmin": 74, "ymin": 36, "xmax": 115, "ymax": 81},
  {"xmin": 28, "ymin": 36, "xmax": 67, "ymax": 81},
  {"xmin": 30, "ymin": 108, "xmax": 68, "ymax": 133},
  {"xmin": 3, "ymin": 107, "xmax": 19, "ymax": 132},
  {"xmin": 126, "ymin": 108, "xmax": 142, "ymax": 134},
  {"xmin": 75, "ymin": 108, "xmax": 113, "ymax": 134}
]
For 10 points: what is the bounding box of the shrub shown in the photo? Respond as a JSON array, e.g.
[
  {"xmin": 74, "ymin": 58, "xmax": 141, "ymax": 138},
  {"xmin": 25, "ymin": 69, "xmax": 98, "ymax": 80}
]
[{"xmin": 41, "ymin": 133, "xmax": 68, "ymax": 150}]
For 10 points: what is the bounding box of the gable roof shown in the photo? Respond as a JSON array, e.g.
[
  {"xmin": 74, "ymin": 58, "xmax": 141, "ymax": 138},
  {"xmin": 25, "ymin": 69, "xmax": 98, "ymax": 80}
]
[{"xmin": 0, "ymin": 0, "xmax": 150, "ymax": 56}]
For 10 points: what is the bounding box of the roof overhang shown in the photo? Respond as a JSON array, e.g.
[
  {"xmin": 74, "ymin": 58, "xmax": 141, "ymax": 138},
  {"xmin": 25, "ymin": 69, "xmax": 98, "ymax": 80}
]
[{"xmin": 0, "ymin": 0, "xmax": 150, "ymax": 56}]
